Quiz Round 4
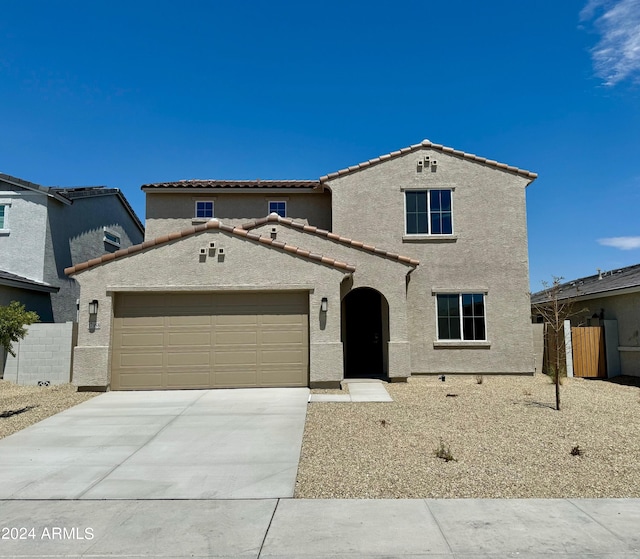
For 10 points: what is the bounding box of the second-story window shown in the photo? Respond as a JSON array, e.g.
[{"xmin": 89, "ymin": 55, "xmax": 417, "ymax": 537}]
[
  {"xmin": 268, "ymin": 201, "xmax": 287, "ymax": 217},
  {"xmin": 0, "ymin": 205, "xmax": 7, "ymax": 229},
  {"xmin": 195, "ymin": 200, "xmax": 214, "ymax": 219},
  {"xmin": 103, "ymin": 228, "xmax": 121, "ymax": 248},
  {"xmin": 405, "ymin": 189, "xmax": 452, "ymax": 235}
]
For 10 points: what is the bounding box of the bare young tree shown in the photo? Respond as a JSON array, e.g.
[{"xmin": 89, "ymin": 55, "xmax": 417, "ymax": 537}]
[{"xmin": 531, "ymin": 277, "xmax": 586, "ymax": 411}]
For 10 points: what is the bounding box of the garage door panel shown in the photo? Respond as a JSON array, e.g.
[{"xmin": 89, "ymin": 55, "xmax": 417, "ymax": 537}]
[
  {"xmin": 118, "ymin": 372, "xmax": 164, "ymax": 389},
  {"xmin": 167, "ymin": 351, "xmax": 211, "ymax": 367},
  {"xmin": 167, "ymin": 331, "xmax": 211, "ymax": 346},
  {"xmin": 118, "ymin": 332, "xmax": 165, "ymax": 348},
  {"xmin": 261, "ymin": 330, "xmax": 305, "ymax": 344},
  {"xmin": 214, "ymin": 331, "xmax": 258, "ymax": 345},
  {"xmin": 112, "ymin": 292, "xmax": 308, "ymax": 390},
  {"xmin": 119, "ymin": 352, "xmax": 165, "ymax": 367},
  {"xmin": 120, "ymin": 315, "xmax": 166, "ymax": 327},
  {"xmin": 214, "ymin": 349, "xmax": 258, "ymax": 365},
  {"xmin": 214, "ymin": 371, "xmax": 259, "ymax": 386},
  {"xmin": 215, "ymin": 314, "xmax": 259, "ymax": 325},
  {"xmin": 166, "ymin": 372, "xmax": 210, "ymax": 388},
  {"xmin": 261, "ymin": 350, "xmax": 305, "ymax": 364},
  {"xmin": 167, "ymin": 315, "xmax": 212, "ymax": 326}
]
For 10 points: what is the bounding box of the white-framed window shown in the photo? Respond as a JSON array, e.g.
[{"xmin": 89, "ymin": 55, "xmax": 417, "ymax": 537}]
[
  {"xmin": 195, "ymin": 200, "xmax": 214, "ymax": 219},
  {"xmin": 268, "ymin": 200, "xmax": 287, "ymax": 217},
  {"xmin": 436, "ymin": 293, "xmax": 486, "ymax": 341},
  {"xmin": 103, "ymin": 227, "xmax": 121, "ymax": 248},
  {"xmin": 0, "ymin": 204, "xmax": 7, "ymax": 230},
  {"xmin": 405, "ymin": 189, "xmax": 453, "ymax": 235}
]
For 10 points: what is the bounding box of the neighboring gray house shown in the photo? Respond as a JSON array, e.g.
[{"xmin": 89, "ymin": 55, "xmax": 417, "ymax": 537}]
[
  {"xmin": 67, "ymin": 139, "xmax": 537, "ymax": 391},
  {"xmin": 0, "ymin": 173, "xmax": 145, "ymax": 323},
  {"xmin": 531, "ymin": 264, "xmax": 640, "ymax": 378}
]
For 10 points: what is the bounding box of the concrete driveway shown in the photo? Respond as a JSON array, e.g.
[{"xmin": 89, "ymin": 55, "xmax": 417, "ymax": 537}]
[{"xmin": 0, "ymin": 387, "xmax": 309, "ymax": 499}]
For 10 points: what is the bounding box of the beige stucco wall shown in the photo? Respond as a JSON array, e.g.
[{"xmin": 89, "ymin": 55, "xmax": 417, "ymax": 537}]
[
  {"xmin": 251, "ymin": 222, "xmax": 414, "ymax": 378},
  {"xmin": 145, "ymin": 191, "xmax": 331, "ymax": 239},
  {"xmin": 570, "ymin": 291, "xmax": 640, "ymax": 377},
  {"xmin": 325, "ymin": 147, "xmax": 535, "ymax": 374},
  {"xmin": 71, "ymin": 229, "xmax": 348, "ymax": 388}
]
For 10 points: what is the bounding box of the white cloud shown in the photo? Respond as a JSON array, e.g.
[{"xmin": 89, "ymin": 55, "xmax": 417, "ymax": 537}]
[
  {"xmin": 598, "ymin": 236, "xmax": 640, "ymax": 249},
  {"xmin": 580, "ymin": 0, "xmax": 640, "ymax": 86}
]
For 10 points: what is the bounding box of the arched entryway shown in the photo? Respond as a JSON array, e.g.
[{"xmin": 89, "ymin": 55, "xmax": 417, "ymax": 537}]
[{"xmin": 342, "ymin": 287, "xmax": 389, "ymax": 378}]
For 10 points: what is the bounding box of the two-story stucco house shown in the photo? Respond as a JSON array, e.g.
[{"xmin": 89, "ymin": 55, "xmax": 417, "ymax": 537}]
[
  {"xmin": 0, "ymin": 173, "xmax": 145, "ymax": 323},
  {"xmin": 66, "ymin": 140, "xmax": 537, "ymax": 390}
]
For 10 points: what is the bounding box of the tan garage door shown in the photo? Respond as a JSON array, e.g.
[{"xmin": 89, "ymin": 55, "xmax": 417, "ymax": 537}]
[{"xmin": 111, "ymin": 292, "xmax": 309, "ymax": 390}]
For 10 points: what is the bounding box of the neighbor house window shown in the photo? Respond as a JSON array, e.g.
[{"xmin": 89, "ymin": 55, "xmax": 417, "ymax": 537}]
[
  {"xmin": 103, "ymin": 228, "xmax": 121, "ymax": 248},
  {"xmin": 0, "ymin": 205, "xmax": 6, "ymax": 229},
  {"xmin": 405, "ymin": 189, "xmax": 452, "ymax": 235},
  {"xmin": 195, "ymin": 200, "xmax": 214, "ymax": 219},
  {"xmin": 437, "ymin": 293, "xmax": 486, "ymax": 340},
  {"xmin": 268, "ymin": 201, "xmax": 287, "ymax": 217}
]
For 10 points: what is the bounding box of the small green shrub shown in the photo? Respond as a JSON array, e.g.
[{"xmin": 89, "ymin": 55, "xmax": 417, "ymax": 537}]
[
  {"xmin": 0, "ymin": 301, "xmax": 39, "ymax": 357},
  {"xmin": 434, "ymin": 438, "xmax": 457, "ymax": 462}
]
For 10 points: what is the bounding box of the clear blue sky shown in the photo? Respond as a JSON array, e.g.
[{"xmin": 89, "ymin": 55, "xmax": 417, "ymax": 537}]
[{"xmin": 2, "ymin": 0, "xmax": 639, "ymax": 290}]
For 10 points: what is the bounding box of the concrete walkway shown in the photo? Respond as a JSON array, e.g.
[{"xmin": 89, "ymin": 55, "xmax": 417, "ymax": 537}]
[
  {"xmin": 0, "ymin": 498, "xmax": 638, "ymax": 558},
  {"xmin": 0, "ymin": 388, "xmax": 309, "ymax": 499},
  {"xmin": 309, "ymin": 379, "xmax": 393, "ymax": 402}
]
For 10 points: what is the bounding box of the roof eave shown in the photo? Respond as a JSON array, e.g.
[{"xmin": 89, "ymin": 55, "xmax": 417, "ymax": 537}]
[{"xmin": 319, "ymin": 139, "xmax": 538, "ymax": 183}]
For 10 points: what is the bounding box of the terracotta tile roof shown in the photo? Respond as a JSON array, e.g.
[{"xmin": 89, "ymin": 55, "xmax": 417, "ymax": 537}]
[
  {"xmin": 141, "ymin": 180, "xmax": 320, "ymax": 190},
  {"xmin": 319, "ymin": 139, "xmax": 538, "ymax": 182},
  {"xmin": 64, "ymin": 220, "xmax": 356, "ymax": 276},
  {"xmin": 242, "ymin": 214, "xmax": 420, "ymax": 267}
]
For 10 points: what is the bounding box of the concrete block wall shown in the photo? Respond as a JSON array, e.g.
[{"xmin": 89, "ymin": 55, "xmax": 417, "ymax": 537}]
[{"xmin": 2, "ymin": 322, "xmax": 76, "ymax": 385}]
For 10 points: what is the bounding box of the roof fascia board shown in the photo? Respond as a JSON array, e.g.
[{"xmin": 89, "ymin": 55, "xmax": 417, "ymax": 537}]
[
  {"xmin": 319, "ymin": 139, "xmax": 537, "ymax": 185},
  {"xmin": 0, "ymin": 277, "xmax": 59, "ymax": 293},
  {"xmin": 0, "ymin": 174, "xmax": 72, "ymax": 205},
  {"xmin": 141, "ymin": 187, "xmax": 320, "ymax": 194}
]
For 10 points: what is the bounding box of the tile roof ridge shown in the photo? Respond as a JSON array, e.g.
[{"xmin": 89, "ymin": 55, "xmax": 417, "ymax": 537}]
[
  {"xmin": 241, "ymin": 213, "xmax": 420, "ymax": 267},
  {"xmin": 65, "ymin": 218, "xmax": 356, "ymax": 276},
  {"xmin": 319, "ymin": 139, "xmax": 537, "ymax": 183}
]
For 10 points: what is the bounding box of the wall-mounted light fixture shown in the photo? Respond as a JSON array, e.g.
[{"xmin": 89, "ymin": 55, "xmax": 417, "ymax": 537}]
[
  {"xmin": 320, "ymin": 297, "xmax": 328, "ymax": 312},
  {"xmin": 89, "ymin": 300, "xmax": 99, "ymax": 315}
]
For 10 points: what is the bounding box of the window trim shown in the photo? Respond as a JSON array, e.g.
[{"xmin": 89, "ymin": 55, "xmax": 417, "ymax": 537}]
[
  {"xmin": 103, "ymin": 227, "xmax": 121, "ymax": 248},
  {"xmin": 268, "ymin": 200, "xmax": 287, "ymax": 218},
  {"xmin": 403, "ymin": 188, "xmax": 454, "ymax": 237},
  {"xmin": 434, "ymin": 291, "xmax": 489, "ymax": 344},
  {"xmin": 194, "ymin": 199, "xmax": 215, "ymax": 220},
  {"xmin": 0, "ymin": 203, "xmax": 10, "ymax": 234}
]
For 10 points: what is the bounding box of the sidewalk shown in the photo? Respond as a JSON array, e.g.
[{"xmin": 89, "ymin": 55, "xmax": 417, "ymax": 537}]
[{"xmin": 1, "ymin": 498, "xmax": 638, "ymax": 558}]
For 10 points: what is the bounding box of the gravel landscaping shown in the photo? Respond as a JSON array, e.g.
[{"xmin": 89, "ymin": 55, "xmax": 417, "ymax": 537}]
[
  {"xmin": 2, "ymin": 374, "xmax": 639, "ymax": 499},
  {"xmin": 0, "ymin": 380, "xmax": 97, "ymax": 440},
  {"xmin": 295, "ymin": 373, "xmax": 640, "ymax": 499}
]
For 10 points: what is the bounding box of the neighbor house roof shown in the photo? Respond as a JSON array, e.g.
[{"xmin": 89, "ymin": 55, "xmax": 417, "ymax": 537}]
[
  {"xmin": 530, "ymin": 263, "xmax": 640, "ymax": 304},
  {"xmin": 141, "ymin": 180, "xmax": 321, "ymax": 191},
  {"xmin": 51, "ymin": 186, "xmax": 145, "ymax": 234},
  {"xmin": 0, "ymin": 270, "xmax": 59, "ymax": 293},
  {"xmin": 0, "ymin": 173, "xmax": 71, "ymax": 205},
  {"xmin": 65, "ymin": 219, "xmax": 356, "ymax": 276},
  {"xmin": 242, "ymin": 214, "xmax": 420, "ymax": 267},
  {"xmin": 0, "ymin": 174, "xmax": 144, "ymax": 234},
  {"xmin": 319, "ymin": 139, "xmax": 538, "ymax": 183}
]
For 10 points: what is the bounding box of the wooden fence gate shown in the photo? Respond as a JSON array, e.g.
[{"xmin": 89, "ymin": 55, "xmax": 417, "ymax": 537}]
[{"xmin": 571, "ymin": 326, "xmax": 606, "ymax": 378}]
